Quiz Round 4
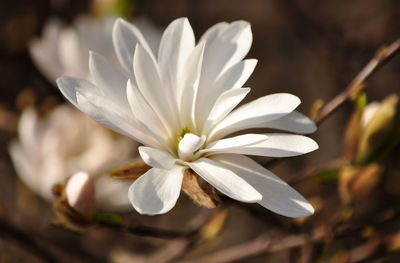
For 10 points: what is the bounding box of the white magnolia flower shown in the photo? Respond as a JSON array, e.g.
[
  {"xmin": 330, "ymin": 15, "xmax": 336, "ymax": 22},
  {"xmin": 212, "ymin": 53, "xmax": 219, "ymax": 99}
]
[
  {"xmin": 57, "ymin": 17, "xmax": 319, "ymax": 217},
  {"xmin": 9, "ymin": 105, "xmax": 138, "ymax": 211},
  {"xmin": 30, "ymin": 16, "xmax": 160, "ymax": 83}
]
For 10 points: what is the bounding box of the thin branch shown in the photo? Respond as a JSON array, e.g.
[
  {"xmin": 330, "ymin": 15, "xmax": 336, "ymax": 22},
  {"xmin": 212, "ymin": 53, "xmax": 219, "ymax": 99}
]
[
  {"xmin": 0, "ymin": 219, "xmax": 56, "ymax": 263},
  {"xmin": 314, "ymin": 38, "xmax": 400, "ymax": 125},
  {"xmin": 262, "ymin": 38, "xmax": 400, "ymax": 169}
]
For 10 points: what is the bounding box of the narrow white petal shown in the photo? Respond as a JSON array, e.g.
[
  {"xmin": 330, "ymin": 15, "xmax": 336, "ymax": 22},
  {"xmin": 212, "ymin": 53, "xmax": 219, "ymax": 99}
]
[
  {"xmin": 210, "ymin": 93, "xmax": 301, "ymax": 140},
  {"xmin": 139, "ymin": 146, "xmax": 176, "ymax": 169},
  {"xmin": 126, "ymin": 79, "xmax": 173, "ymax": 150},
  {"xmin": 179, "ymin": 42, "xmax": 205, "ymax": 130},
  {"xmin": 212, "ymin": 154, "xmax": 314, "ymax": 217},
  {"xmin": 57, "ymin": 76, "xmax": 95, "ymax": 107},
  {"xmin": 158, "ymin": 18, "xmax": 195, "ymax": 97},
  {"xmin": 208, "ymin": 133, "xmax": 318, "ymax": 157},
  {"xmin": 58, "ymin": 28, "xmax": 88, "ymax": 78},
  {"xmin": 134, "ymin": 44, "xmax": 179, "ymax": 132},
  {"xmin": 196, "ymin": 21, "xmax": 253, "ymax": 118},
  {"xmin": 200, "ymin": 134, "xmax": 268, "ymax": 154},
  {"xmin": 128, "ymin": 166, "xmax": 185, "ymax": 215},
  {"xmin": 89, "ymin": 51, "xmax": 128, "ymax": 107},
  {"xmin": 197, "ymin": 59, "xmax": 257, "ymax": 129},
  {"xmin": 75, "ymin": 91, "xmax": 161, "ymax": 148},
  {"xmin": 188, "ymin": 158, "xmax": 261, "ymax": 202},
  {"xmin": 29, "ymin": 19, "xmax": 63, "ymax": 83},
  {"xmin": 262, "ymin": 111, "xmax": 317, "ymax": 134},
  {"xmin": 112, "ymin": 18, "xmax": 152, "ymax": 80},
  {"xmin": 199, "ymin": 22, "xmax": 229, "ymax": 43},
  {"xmin": 201, "ymin": 87, "xmax": 250, "ymax": 135}
]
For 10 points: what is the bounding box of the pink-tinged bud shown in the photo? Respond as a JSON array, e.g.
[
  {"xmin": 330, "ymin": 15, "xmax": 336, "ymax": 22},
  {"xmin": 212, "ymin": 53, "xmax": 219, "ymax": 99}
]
[{"xmin": 66, "ymin": 172, "xmax": 95, "ymax": 215}]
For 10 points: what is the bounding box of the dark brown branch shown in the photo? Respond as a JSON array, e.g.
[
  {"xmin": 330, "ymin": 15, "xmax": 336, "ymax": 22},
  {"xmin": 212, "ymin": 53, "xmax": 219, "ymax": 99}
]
[
  {"xmin": 0, "ymin": 219, "xmax": 56, "ymax": 263},
  {"xmin": 314, "ymin": 38, "xmax": 400, "ymax": 125}
]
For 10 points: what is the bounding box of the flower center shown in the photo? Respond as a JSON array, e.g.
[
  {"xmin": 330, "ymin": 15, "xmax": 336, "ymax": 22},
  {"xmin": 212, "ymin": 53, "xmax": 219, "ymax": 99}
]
[{"xmin": 177, "ymin": 132, "xmax": 205, "ymax": 162}]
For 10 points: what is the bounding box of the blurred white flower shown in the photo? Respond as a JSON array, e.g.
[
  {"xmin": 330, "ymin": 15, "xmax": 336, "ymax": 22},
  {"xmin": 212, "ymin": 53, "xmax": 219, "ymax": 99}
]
[
  {"xmin": 57, "ymin": 17, "xmax": 318, "ymax": 217},
  {"xmin": 29, "ymin": 16, "xmax": 161, "ymax": 83},
  {"xmin": 9, "ymin": 105, "xmax": 138, "ymax": 211}
]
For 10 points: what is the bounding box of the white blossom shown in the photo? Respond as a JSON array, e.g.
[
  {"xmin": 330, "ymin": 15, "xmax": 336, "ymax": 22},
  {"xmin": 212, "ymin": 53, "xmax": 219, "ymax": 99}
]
[
  {"xmin": 57, "ymin": 18, "xmax": 319, "ymax": 217},
  {"xmin": 29, "ymin": 16, "xmax": 161, "ymax": 83},
  {"xmin": 9, "ymin": 105, "xmax": 138, "ymax": 211}
]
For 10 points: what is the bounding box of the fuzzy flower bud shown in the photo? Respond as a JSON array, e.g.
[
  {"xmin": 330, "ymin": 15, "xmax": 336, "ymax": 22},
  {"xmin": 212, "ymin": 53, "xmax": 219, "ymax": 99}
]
[{"xmin": 66, "ymin": 172, "xmax": 95, "ymax": 215}]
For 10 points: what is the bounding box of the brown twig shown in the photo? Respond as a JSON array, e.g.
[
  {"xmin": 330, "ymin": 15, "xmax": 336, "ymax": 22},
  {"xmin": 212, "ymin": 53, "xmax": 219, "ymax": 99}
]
[
  {"xmin": 314, "ymin": 38, "xmax": 400, "ymax": 125},
  {"xmin": 262, "ymin": 39, "xmax": 400, "ymax": 170},
  {"xmin": 0, "ymin": 219, "xmax": 56, "ymax": 263}
]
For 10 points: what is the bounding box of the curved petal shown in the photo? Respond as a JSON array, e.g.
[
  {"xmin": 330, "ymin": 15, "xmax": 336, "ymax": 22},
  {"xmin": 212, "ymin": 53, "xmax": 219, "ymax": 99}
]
[
  {"xmin": 134, "ymin": 44, "xmax": 179, "ymax": 132},
  {"xmin": 210, "ymin": 93, "xmax": 301, "ymax": 140},
  {"xmin": 89, "ymin": 51, "xmax": 128, "ymax": 107},
  {"xmin": 200, "ymin": 134, "xmax": 268, "ymax": 154},
  {"xmin": 112, "ymin": 18, "xmax": 152, "ymax": 80},
  {"xmin": 207, "ymin": 133, "xmax": 318, "ymax": 157},
  {"xmin": 179, "ymin": 42, "xmax": 205, "ymax": 130},
  {"xmin": 212, "ymin": 154, "xmax": 314, "ymax": 217},
  {"xmin": 199, "ymin": 22, "xmax": 229, "ymax": 43},
  {"xmin": 261, "ymin": 111, "xmax": 317, "ymax": 134},
  {"xmin": 57, "ymin": 76, "xmax": 94, "ymax": 107},
  {"xmin": 158, "ymin": 17, "xmax": 195, "ymax": 98},
  {"xmin": 58, "ymin": 28, "xmax": 88, "ymax": 78},
  {"xmin": 178, "ymin": 133, "xmax": 205, "ymax": 161},
  {"xmin": 126, "ymin": 79, "xmax": 173, "ymax": 150},
  {"xmin": 196, "ymin": 21, "xmax": 253, "ymax": 118},
  {"xmin": 29, "ymin": 19, "xmax": 63, "ymax": 83},
  {"xmin": 201, "ymin": 87, "xmax": 250, "ymax": 135},
  {"xmin": 139, "ymin": 146, "xmax": 176, "ymax": 169},
  {"xmin": 187, "ymin": 158, "xmax": 261, "ymax": 202},
  {"xmin": 128, "ymin": 165, "xmax": 185, "ymax": 215}
]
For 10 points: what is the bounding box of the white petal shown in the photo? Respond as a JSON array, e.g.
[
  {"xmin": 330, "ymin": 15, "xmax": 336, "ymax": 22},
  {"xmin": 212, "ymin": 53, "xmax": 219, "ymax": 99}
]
[
  {"xmin": 112, "ymin": 18, "xmax": 152, "ymax": 80},
  {"xmin": 126, "ymin": 79, "xmax": 173, "ymax": 150},
  {"xmin": 179, "ymin": 42, "xmax": 205, "ymax": 130},
  {"xmin": 197, "ymin": 60, "xmax": 257, "ymax": 129},
  {"xmin": 199, "ymin": 22, "xmax": 229, "ymax": 43},
  {"xmin": 201, "ymin": 87, "xmax": 250, "ymax": 135},
  {"xmin": 134, "ymin": 44, "xmax": 179, "ymax": 132},
  {"xmin": 128, "ymin": 166, "xmax": 185, "ymax": 215},
  {"xmin": 212, "ymin": 154, "xmax": 314, "ymax": 217},
  {"xmin": 158, "ymin": 18, "xmax": 195, "ymax": 97},
  {"xmin": 56, "ymin": 77, "xmax": 162, "ymax": 148},
  {"xmin": 210, "ymin": 93, "xmax": 301, "ymax": 140},
  {"xmin": 200, "ymin": 21, "xmax": 252, "ymax": 83},
  {"xmin": 178, "ymin": 133, "xmax": 205, "ymax": 161},
  {"xmin": 57, "ymin": 76, "xmax": 95, "ymax": 107},
  {"xmin": 29, "ymin": 19, "xmax": 63, "ymax": 83},
  {"xmin": 188, "ymin": 158, "xmax": 261, "ymax": 202},
  {"xmin": 200, "ymin": 134, "xmax": 268, "ymax": 154},
  {"xmin": 212, "ymin": 59, "xmax": 257, "ymax": 92},
  {"xmin": 208, "ymin": 133, "xmax": 318, "ymax": 157},
  {"xmin": 58, "ymin": 28, "xmax": 88, "ymax": 78},
  {"xmin": 139, "ymin": 146, "xmax": 176, "ymax": 169},
  {"xmin": 89, "ymin": 51, "xmax": 128, "ymax": 107},
  {"xmin": 262, "ymin": 111, "xmax": 317, "ymax": 134},
  {"xmin": 196, "ymin": 21, "xmax": 252, "ymax": 117}
]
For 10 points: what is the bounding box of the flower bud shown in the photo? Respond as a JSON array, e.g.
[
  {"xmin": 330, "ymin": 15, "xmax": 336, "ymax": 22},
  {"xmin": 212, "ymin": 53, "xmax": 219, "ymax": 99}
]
[
  {"xmin": 356, "ymin": 94, "xmax": 400, "ymax": 164},
  {"xmin": 65, "ymin": 172, "xmax": 95, "ymax": 215}
]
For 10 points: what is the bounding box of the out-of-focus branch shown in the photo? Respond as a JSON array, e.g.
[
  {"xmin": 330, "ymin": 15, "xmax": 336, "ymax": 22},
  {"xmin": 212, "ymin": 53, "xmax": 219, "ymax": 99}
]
[
  {"xmin": 314, "ymin": 38, "xmax": 400, "ymax": 125},
  {"xmin": 0, "ymin": 219, "xmax": 56, "ymax": 263},
  {"xmin": 262, "ymin": 38, "xmax": 400, "ymax": 169},
  {"xmin": 178, "ymin": 230, "xmax": 325, "ymax": 263}
]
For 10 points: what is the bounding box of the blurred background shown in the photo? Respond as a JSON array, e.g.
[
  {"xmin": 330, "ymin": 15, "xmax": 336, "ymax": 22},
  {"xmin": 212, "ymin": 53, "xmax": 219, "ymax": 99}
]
[{"xmin": 0, "ymin": 0, "xmax": 399, "ymax": 262}]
